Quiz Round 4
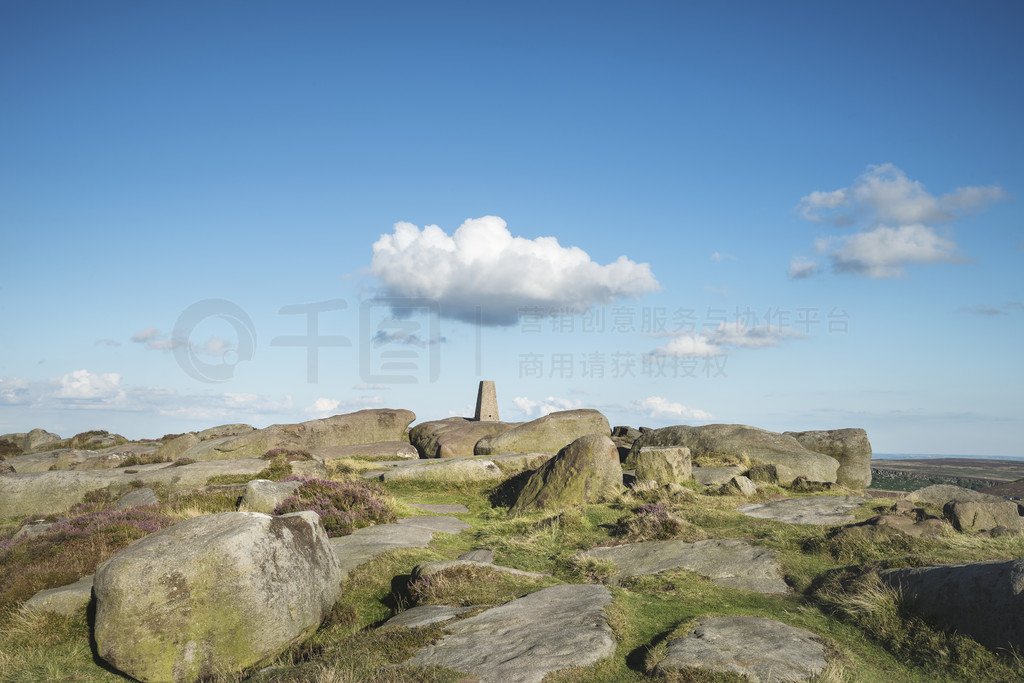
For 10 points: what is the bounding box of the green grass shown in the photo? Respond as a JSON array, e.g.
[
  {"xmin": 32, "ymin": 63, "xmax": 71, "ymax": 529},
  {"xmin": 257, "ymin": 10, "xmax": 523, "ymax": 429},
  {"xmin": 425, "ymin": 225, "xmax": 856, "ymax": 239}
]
[{"xmin": 4, "ymin": 464, "xmax": 1024, "ymax": 681}]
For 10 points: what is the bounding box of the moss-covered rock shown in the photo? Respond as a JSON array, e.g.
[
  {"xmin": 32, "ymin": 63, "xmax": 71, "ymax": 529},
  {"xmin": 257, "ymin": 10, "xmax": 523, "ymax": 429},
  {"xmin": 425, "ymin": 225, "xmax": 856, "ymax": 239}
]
[
  {"xmin": 628, "ymin": 446, "xmax": 692, "ymax": 484},
  {"xmin": 510, "ymin": 434, "xmax": 621, "ymax": 514},
  {"xmin": 93, "ymin": 511, "xmax": 342, "ymax": 683},
  {"xmin": 475, "ymin": 409, "xmax": 610, "ymax": 456}
]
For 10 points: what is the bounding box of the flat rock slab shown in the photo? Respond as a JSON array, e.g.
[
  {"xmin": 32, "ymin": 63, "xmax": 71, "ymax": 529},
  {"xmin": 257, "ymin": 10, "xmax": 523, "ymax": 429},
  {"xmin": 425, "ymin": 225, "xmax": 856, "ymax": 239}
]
[
  {"xmin": 381, "ymin": 604, "xmax": 473, "ymax": 630},
  {"xmin": 410, "ymin": 503, "xmax": 470, "ymax": 514},
  {"xmin": 328, "ymin": 516, "xmax": 471, "ymax": 581},
  {"xmin": 403, "ymin": 584, "xmax": 616, "ymax": 683},
  {"xmin": 655, "ymin": 616, "xmax": 827, "ymax": 682},
  {"xmin": 23, "ymin": 574, "xmax": 95, "ymax": 616},
  {"xmin": 310, "ymin": 441, "xmax": 419, "ymax": 461},
  {"xmin": 693, "ymin": 466, "xmax": 745, "ymax": 486},
  {"xmin": 412, "ymin": 559, "xmax": 550, "ymax": 581},
  {"xmin": 737, "ymin": 496, "xmax": 867, "ymax": 525},
  {"xmin": 577, "ymin": 539, "xmax": 788, "ymax": 593}
]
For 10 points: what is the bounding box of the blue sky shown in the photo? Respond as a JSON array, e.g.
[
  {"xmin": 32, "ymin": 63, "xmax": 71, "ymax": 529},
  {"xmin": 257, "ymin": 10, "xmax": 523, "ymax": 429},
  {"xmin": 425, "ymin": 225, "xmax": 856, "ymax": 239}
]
[{"xmin": 1, "ymin": 1, "xmax": 1021, "ymax": 455}]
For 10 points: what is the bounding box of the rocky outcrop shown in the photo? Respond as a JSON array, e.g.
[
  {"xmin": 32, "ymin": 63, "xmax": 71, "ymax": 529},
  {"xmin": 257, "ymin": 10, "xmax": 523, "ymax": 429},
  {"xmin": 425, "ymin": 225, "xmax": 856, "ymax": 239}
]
[
  {"xmin": 944, "ymin": 500, "xmax": 1024, "ymax": 532},
  {"xmin": 0, "ymin": 458, "xmax": 269, "ymax": 518},
  {"xmin": 93, "ymin": 511, "xmax": 341, "ymax": 683},
  {"xmin": 114, "ymin": 488, "xmax": 159, "ymax": 509},
  {"xmin": 475, "ymin": 409, "xmax": 610, "ymax": 456},
  {"xmin": 410, "ymin": 418, "xmax": 518, "ymax": 458},
  {"xmin": 575, "ymin": 538, "xmax": 788, "ymax": 593},
  {"xmin": 329, "ymin": 516, "xmax": 471, "ymax": 582},
  {"xmin": 310, "ymin": 441, "xmax": 419, "ymax": 461},
  {"xmin": 737, "ymin": 496, "xmax": 867, "ymax": 525},
  {"xmin": 786, "ymin": 428, "xmax": 872, "ymax": 488},
  {"xmin": 379, "ymin": 458, "xmax": 504, "ymax": 482},
  {"xmin": 23, "ymin": 574, "xmax": 95, "ymax": 616},
  {"xmin": 629, "ymin": 446, "xmax": 692, "ymax": 485},
  {"xmin": 907, "ymin": 484, "xmax": 995, "ymax": 507},
  {"xmin": 510, "ymin": 434, "xmax": 621, "ymax": 514},
  {"xmin": 402, "ymin": 584, "xmax": 616, "ymax": 682},
  {"xmin": 693, "ymin": 466, "xmax": 744, "ymax": 486},
  {"xmin": 196, "ymin": 423, "xmax": 254, "ymax": 440},
  {"xmin": 654, "ymin": 616, "xmax": 827, "ymax": 681},
  {"xmin": 154, "ymin": 433, "xmax": 201, "ymax": 460},
  {"xmin": 179, "ymin": 409, "xmax": 416, "ymax": 461},
  {"xmin": 881, "ymin": 559, "xmax": 1024, "ymax": 652},
  {"xmin": 240, "ymin": 479, "xmax": 303, "ymax": 514},
  {"xmin": 630, "ymin": 424, "xmax": 840, "ymax": 483},
  {"xmin": 0, "ymin": 429, "xmax": 63, "ymax": 454}
]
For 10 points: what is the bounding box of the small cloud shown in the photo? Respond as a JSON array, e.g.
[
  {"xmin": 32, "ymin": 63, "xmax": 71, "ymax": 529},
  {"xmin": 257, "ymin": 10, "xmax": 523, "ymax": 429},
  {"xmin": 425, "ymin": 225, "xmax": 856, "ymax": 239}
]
[
  {"xmin": 0, "ymin": 377, "xmax": 31, "ymax": 405},
  {"xmin": 512, "ymin": 395, "xmax": 582, "ymax": 418},
  {"xmin": 131, "ymin": 327, "xmax": 160, "ymax": 343},
  {"xmin": 710, "ymin": 252, "xmax": 735, "ymax": 263},
  {"xmin": 957, "ymin": 304, "xmax": 1007, "ymax": 316},
  {"xmin": 352, "ymin": 383, "xmax": 389, "ymax": 391},
  {"xmin": 370, "ymin": 216, "xmax": 660, "ymax": 325},
  {"xmin": 371, "ymin": 330, "xmax": 444, "ymax": 347},
  {"xmin": 95, "ymin": 338, "xmax": 121, "ymax": 347},
  {"xmin": 1006, "ymin": 301, "xmax": 1024, "ymax": 312},
  {"xmin": 310, "ymin": 397, "xmax": 341, "ymax": 414},
  {"xmin": 632, "ymin": 396, "xmax": 714, "ymax": 421},
  {"xmin": 829, "ymin": 224, "xmax": 963, "ymax": 278},
  {"xmin": 651, "ymin": 322, "xmax": 806, "ymax": 357},
  {"xmin": 788, "ymin": 257, "xmax": 819, "ymax": 279}
]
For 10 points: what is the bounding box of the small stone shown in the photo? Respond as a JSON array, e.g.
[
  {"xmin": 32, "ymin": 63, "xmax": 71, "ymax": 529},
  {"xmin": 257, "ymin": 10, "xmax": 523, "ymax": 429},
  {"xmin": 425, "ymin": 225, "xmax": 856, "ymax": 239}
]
[
  {"xmin": 719, "ymin": 475, "xmax": 757, "ymax": 497},
  {"xmin": 381, "ymin": 605, "xmax": 472, "ymax": 630},
  {"xmin": 114, "ymin": 487, "xmax": 159, "ymax": 509},
  {"xmin": 458, "ymin": 549, "xmax": 495, "ymax": 563}
]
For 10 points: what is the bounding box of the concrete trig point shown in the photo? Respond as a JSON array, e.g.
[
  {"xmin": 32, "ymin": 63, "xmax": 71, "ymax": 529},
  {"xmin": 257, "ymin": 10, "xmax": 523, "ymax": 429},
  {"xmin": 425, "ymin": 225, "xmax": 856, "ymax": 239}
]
[{"xmin": 474, "ymin": 381, "xmax": 498, "ymax": 421}]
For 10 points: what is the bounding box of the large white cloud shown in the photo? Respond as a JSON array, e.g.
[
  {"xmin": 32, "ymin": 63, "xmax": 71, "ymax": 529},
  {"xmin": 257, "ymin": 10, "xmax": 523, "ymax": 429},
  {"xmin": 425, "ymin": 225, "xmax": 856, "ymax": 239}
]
[
  {"xmin": 512, "ymin": 395, "xmax": 582, "ymax": 418},
  {"xmin": 370, "ymin": 216, "xmax": 660, "ymax": 325},
  {"xmin": 792, "ymin": 164, "xmax": 1005, "ymax": 279},
  {"xmin": 55, "ymin": 370, "xmax": 123, "ymax": 400}
]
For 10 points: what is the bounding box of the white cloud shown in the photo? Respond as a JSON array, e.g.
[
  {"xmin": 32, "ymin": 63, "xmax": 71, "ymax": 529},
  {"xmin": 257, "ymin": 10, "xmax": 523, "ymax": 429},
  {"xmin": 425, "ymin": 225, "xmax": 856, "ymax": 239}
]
[
  {"xmin": 651, "ymin": 322, "xmax": 806, "ymax": 357},
  {"xmin": 370, "ymin": 216, "xmax": 660, "ymax": 325},
  {"xmin": 512, "ymin": 395, "xmax": 582, "ymax": 418},
  {"xmin": 95, "ymin": 338, "xmax": 121, "ymax": 347},
  {"xmin": 0, "ymin": 377, "xmax": 31, "ymax": 405},
  {"xmin": 710, "ymin": 252, "xmax": 735, "ymax": 262},
  {"xmin": 632, "ymin": 396, "xmax": 714, "ymax": 421},
  {"xmin": 830, "ymin": 224, "xmax": 962, "ymax": 278},
  {"xmin": 310, "ymin": 397, "xmax": 341, "ymax": 413},
  {"xmin": 131, "ymin": 327, "xmax": 160, "ymax": 343},
  {"xmin": 55, "ymin": 370, "xmax": 123, "ymax": 400},
  {"xmin": 793, "ymin": 164, "xmax": 1004, "ymax": 279},
  {"xmin": 788, "ymin": 257, "xmax": 819, "ymax": 279},
  {"xmin": 352, "ymin": 383, "xmax": 389, "ymax": 391}
]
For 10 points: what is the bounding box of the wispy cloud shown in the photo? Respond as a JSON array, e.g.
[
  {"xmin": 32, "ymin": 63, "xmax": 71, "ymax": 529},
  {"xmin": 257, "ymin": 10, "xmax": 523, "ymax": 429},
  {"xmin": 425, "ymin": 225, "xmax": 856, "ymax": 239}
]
[
  {"xmin": 651, "ymin": 322, "xmax": 806, "ymax": 357},
  {"xmin": 958, "ymin": 301, "xmax": 1024, "ymax": 316},
  {"xmin": 370, "ymin": 216, "xmax": 659, "ymax": 325},
  {"xmin": 95, "ymin": 338, "xmax": 121, "ymax": 347},
  {"xmin": 791, "ymin": 164, "xmax": 1006, "ymax": 279},
  {"xmin": 631, "ymin": 396, "xmax": 714, "ymax": 421},
  {"xmin": 512, "ymin": 395, "xmax": 582, "ymax": 418}
]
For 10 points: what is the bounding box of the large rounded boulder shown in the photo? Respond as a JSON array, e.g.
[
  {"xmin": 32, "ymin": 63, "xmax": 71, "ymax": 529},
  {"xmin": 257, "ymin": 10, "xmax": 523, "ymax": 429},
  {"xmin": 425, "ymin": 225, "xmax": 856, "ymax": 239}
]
[
  {"xmin": 93, "ymin": 511, "xmax": 342, "ymax": 682},
  {"xmin": 410, "ymin": 417, "xmax": 519, "ymax": 458},
  {"xmin": 785, "ymin": 428, "xmax": 872, "ymax": 488},
  {"xmin": 475, "ymin": 409, "xmax": 610, "ymax": 455},
  {"xmin": 510, "ymin": 433, "xmax": 622, "ymax": 514}
]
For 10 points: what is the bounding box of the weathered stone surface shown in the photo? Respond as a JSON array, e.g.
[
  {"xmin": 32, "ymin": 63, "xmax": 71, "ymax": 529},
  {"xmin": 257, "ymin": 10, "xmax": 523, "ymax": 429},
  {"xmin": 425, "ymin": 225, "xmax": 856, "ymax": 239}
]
[
  {"xmin": 720, "ymin": 475, "xmax": 757, "ymax": 497},
  {"xmin": 693, "ymin": 466, "xmax": 744, "ymax": 486},
  {"xmin": 655, "ymin": 616, "xmax": 827, "ymax": 682},
  {"xmin": 475, "ymin": 380, "xmax": 499, "ymax": 421},
  {"xmin": 310, "ymin": 441, "xmax": 419, "ymax": 461},
  {"xmin": 155, "ymin": 433, "xmax": 201, "ymax": 460},
  {"xmin": 785, "ymin": 428, "xmax": 872, "ymax": 489},
  {"xmin": 475, "ymin": 409, "xmax": 611, "ymax": 456},
  {"xmin": 737, "ymin": 496, "xmax": 867, "ymax": 525},
  {"xmin": 629, "ymin": 446, "xmax": 692, "ymax": 485},
  {"xmin": 23, "ymin": 575, "xmax": 94, "ymax": 616},
  {"xmin": 328, "ymin": 516, "xmax": 471, "ymax": 581},
  {"xmin": 412, "ymin": 559, "xmax": 550, "ymax": 581},
  {"xmin": 410, "ymin": 503, "xmax": 470, "ymax": 514},
  {"xmin": 380, "ymin": 458, "xmax": 503, "ymax": 483},
  {"xmin": 24, "ymin": 428, "xmax": 63, "ymax": 453},
  {"xmin": 488, "ymin": 451, "xmax": 555, "ymax": 473},
  {"xmin": 746, "ymin": 463, "xmax": 800, "ymax": 486},
  {"xmin": 944, "ymin": 500, "xmax": 1024, "ymax": 532},
  {"xmin": 510, "ymin": 434, "xmax": 621, "ymax": 514},
  {"xmin": 289, "ymin": 459, "xmax": 329, "ymax": 479},
  {"xmin": 3, "ymin": 448, "xmax": 123, "ymax": 473},
  {"xmin": 458, "ymin": 549, "xmax": 495, "ymax": 563},
  {"xmin": 180, "ymin": 409, "xmax": 416, "ymax": 461},
  {"xmin": 240, "ymin": 479, "xmax": 303, "ymax": 514},
  {"xmin": 612, "ymin": 426, "xmax": 643, "ymax": 440},
  {"xmin": 0, "ymin": 461, "xmax": 15, "ymax": 476},
  {"xmin": 881, "ymin": 559, "xmax": 1024, "ymax": 652},
  {"xmin": 0, "ymin": 458, "xmax": 269, "ymax": 519},
  {"xmin": 12, "ymin": 520, "xmax": 53, "ymax": 540},
  {"xmin": 196, "ymin": 423, "xmax": 254, "ymax": 440},
  {"xmin": 631, "ymin": 424, "xmax": 840, "ymax": 483},
  {"xmin": 94, "ymin": 511, "xmax": 341, "ymax": 683},
  {"xmin": 575, "ymin": 538, "xmax": 788, "ymax": 593},
  {"xmin": 403, "ymin": 584, "xmax": 616, "ymax": 683},
  {"xmin": 380, "ymin": 604, "xmax": 472, "ymax": 630},
  {"xmin": 908, "ymin": 484, "xmax": 995, "ymax": 507},
  {"xmin": 410, "ymin": 418, "xmax": 519, "ymax": 459},
  {"xmin": 868, "ymin": 515, "xmax": 944, "ymax": 538},
  {"xmin": 114, "ymin": 487, "xmax": 159, "ymax": 509}
]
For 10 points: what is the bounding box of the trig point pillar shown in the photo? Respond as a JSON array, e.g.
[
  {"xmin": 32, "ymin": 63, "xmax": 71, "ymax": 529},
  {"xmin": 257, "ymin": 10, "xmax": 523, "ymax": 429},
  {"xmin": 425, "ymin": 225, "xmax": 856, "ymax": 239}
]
[{"xmin": 474, "ymin": 381, "xmax": 499, "ymax": 421}]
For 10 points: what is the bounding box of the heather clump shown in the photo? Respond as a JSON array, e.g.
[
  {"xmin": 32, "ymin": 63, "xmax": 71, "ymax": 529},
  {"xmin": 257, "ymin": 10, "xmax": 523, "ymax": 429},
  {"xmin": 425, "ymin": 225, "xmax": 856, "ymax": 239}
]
[
  {"xmin": 0, "ymin": 505, "xmax": 175, "ymax": 617},
  {"xmin": 272, "ymin": 477, "xmax": 396, "ymax": 537}
]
